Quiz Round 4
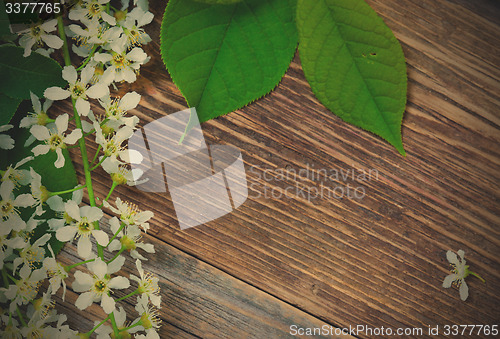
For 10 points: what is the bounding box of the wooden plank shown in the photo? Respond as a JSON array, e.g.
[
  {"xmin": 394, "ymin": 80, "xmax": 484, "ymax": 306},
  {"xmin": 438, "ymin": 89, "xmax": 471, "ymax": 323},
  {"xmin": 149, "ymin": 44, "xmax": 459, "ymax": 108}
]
[
  {"xmin": 54, "ymin": 0, "xmax": 500, "ymax": 337},
  {"xmin": 56, "ymin": 230, "xmax": 349, "ymax": 339}
]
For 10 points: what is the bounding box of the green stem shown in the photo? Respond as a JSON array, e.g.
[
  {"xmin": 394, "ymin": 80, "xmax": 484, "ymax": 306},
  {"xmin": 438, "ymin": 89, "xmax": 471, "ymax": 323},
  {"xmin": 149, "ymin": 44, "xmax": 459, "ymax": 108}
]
[
  {"xmin": 16, "ymin": 306, "xmax": 27, "ymax": 327},
  {"xmin": 91, "ymin": 145, "xmax": 102, "ymax": 165},
  {"xmin": 86, "ymin": 314, "xmax": 111, "ymax": 337},
  {"xmin": 76, "ymin": 45, "xmax": 100, "ymax": 71},
  {"xmin": 468, "ymin": 271, "xmax": 486, "ymax": 283},
  {"xmin": 90, "ymin": 156, "xmax": 108, "ymax": 171},
  {"xmin": 120, "ymin": 320, "xmax": 142, "ymax": 332},
  {"xmin": 105, "ymin": 181, "xmax": 118, "ymax": 201},
  {"xmin": 106, "ymin": 221, "xmax": 125, "ymax": 248},
  {"xmin": 64, "ymin": 259, "xmax": 95, "ymax": 272},
  {"xmin": 109, "ymin": 312, "xmax": 120, "ymax": 338},
  {"xmin": 57, "ymin": 15, "xmax": 104, "ymax": 259},
  {"xmin": 50, "ymin": 185, "xmax": 87, "ymax": 197},
  {"xmin": 116, "ymin": 289, "xmax": 140, "ymax": 302},
  {"xmin": 106, "ymin": 247, "xmax": 125, "ymax": 264}
]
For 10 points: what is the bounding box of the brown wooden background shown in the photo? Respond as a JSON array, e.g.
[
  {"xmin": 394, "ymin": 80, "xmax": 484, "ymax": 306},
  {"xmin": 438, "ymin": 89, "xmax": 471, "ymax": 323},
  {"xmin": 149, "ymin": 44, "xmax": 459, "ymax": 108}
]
[{"xmin": 57, "ymin": 0, "xmax": 500, "ymax": 337}]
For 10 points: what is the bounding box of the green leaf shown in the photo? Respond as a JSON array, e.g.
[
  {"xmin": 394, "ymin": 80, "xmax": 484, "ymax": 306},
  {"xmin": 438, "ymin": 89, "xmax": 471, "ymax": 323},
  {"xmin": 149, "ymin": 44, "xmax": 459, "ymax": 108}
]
[
  {"xmin": 161, "ymin": 0, "xmax": 298, "ymax": 125},
  {"xmin": 0, "ymin": 93, "xmax": 22, "ymax": 125},
  {"xmin": 296, "ymin": 0, "xmax": 407, "ymax": 155},
  {"xmin": 0, "ymin": 101, "xmax": 78, "ymax": 255},
  {"xmin": 194, "ymin": 0, "xmax": 243, "ymax": 4},
  {"xmin": 0, "ymin": 2, "xmax": 11, "ymax": 38},
  {"xmin": 0, "ymin": 45, "xmax": 66, "ymax": 100}
]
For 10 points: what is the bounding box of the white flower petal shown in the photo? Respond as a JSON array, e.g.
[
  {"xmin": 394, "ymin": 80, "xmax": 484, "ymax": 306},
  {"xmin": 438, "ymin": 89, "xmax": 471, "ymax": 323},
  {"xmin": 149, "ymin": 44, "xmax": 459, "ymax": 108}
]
[
  {"xmin": 64, "ymin": 129, "xmax": 83, "ymax": 144},
  {"xmin": 93, "ymin": 52, "xmax": 112, "ymax": 63},
  {"xmin": 101, "ymin": 12, "xmax": 116, "ymax": 26},
  {"xmin": 92, "ymin": 230, "xmax": 109, "ymax": 246},
  {"xmin": 0, "ymin": 135, "xmax": 14, "ymax": 149},
  {"xmin": 65, "ymin": 200, "xmax": 80, "ymax": 220},
  {"xmin": 73, "ymin": 271, "xmax": 94, "ymax": 291},
  {"xmin": 30, "ymin": 92, "xmax": 41, "ymax": 113},
  {"xmin": 107, "ymin": 255, "xmax": 125, "ymax": 274},
  {"xmin": 90, "ymin": 258, "xmax": 108, "ymax": 279},
  {"xmin": 55, "ymin": 114, "xmax": 69, "ymax": 133},
  {"xmin": 30, "ymin": 125, "xmax": 50, "ymax": 141},
  {"xmin": 127, "ymin": 48, "xmax": 147, "ymax": 62},
  {"xmin": 86, "ymin": 83, "xmax": 109, "ymax": 99},
  {"xmin": 44, "ymin": 87, "xmax": 70, "ymax": 101},
  {"xmin": 76, "ymin": 98, "xmax": 91, "ymax": 116},
  {"xmin": 41, "ymin": 34, "xmax": 63, "ymax": 49},
  {"xmin": 101, "ymin": 293, "xmax": 115, "ymax": 314},
  {"xmin": 459, "ymin": 281, "xmax": 469, "ymax": 301},
  {"xmin": 32, "ymin": 144, "xmax": 50, "ymax": 156},
  {"xmin": 119, "ymin": 149, "xmax": 143, "ymax": 164},
  {"xmin": 55, "ymin": 148, "xmax": 65, "ymax": 168},
  {"xmin": 56, "ymin": 226, "xmax": 77, "ymax": 242},
  {"xmin": 120, "ymin": 92, "xmax": 141, "ymax": 111},
  {"xmin": 14, "ymin": 194, "xmax": 35, "ymax": 207},
  {"xmin": 62, "ymin": 66, "xmax": 77, "ymax": 84},
  {"xmin": 446, "ymin": 250, "xmax": 459, "ymax": 265},
  {"xmin": 75, "ymin": 291, "xmax": 94, "ymax": 310},
  {"xmin": 80, "ymin": 65, "xmax": 95, "ymax": 86},
  {"xmin": 108, "ymin": 276, "xmax": 130, "ymax": 290},
  {"xmin": 77, "ymin": 236, "xmax": 93, "ymax": 259}
]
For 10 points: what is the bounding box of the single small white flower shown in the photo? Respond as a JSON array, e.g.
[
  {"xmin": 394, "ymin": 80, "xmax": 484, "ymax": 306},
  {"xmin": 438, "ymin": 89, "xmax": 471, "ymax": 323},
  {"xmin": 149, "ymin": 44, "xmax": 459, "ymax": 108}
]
[
  {"xmin": 95, "ymin": 38, "xmax": 148, "ymax": 83},
  {"xmin": 0, "ymin": 180, "xmax": 36, "ymax": 232},
  {"xmin": 2, "ymin": 268, "xmax": 46, "ymax": 312},
  {"xmin": 30, "ymin": 289, "xmax": 56, "ymax": 322},
  {"xmin": 135, "ymin": 294, "xmax": 161, "ymax": 338},
  {"xmin": 46, "ymin": 189, "xmax": 83, "ymax": 230},
  {"xmin": 0, "ymin": 315, "xmax": 22, "ymax": 338},
  {"xmin": 443, "ymin": 250, "xmax": 485, "ymax": 301},
  {"xmin": 99, "ymin": 92, "xmax": 141, "ymax": 129},
  {"xmin": 131, "ymin": 259, "xmax": 160, "ymax": 307},
  {"xmin": 30, "ymin": 114, "xmax": 82, "ymax": 168},
  {"xmin": 17, "ymin": 20, "xmax": 63, "ymax": 57},
  {"xmin": 95, "ymin": 124, "xmax": 143, "ymax": 164},
  {"xmin": 108, "ymin": 219, "xmax": 154, "ymax": 260},
  {"xmin": 43, "ymin": 245, "xmax": 69, "ymax": 300},
  {"xmin": 95, "ymin": 306, "xmax": 141, "ymax": 338},
  {"xmin": 69, "ymin": 0, "xmax": 116, "ymax": 25},
  {"xmin": 55, "ymin": 200, "xmax": 108, "ymax": 258},
  {"xmin": 44, "ymin": 65, "xmax": 109, "ymax": 116},
  {"xmin": 70, "ymin": 21, "xmax": 122, "ymax": 47},
  {"xmin": 104, "ymin": 198, "xmax": 153, "ymax": 230},
  {"xmin": 0, "ymin": 125, "xmax": 15, "ymax": 150},
  {"xmin": 12, "ymin": 233, "xmax": 51, "ymax": 274},
  {"xmin": 121, "ymin": 7, "xmax": 153, "ymax": 49},
  {"xmin": 20, "ymin": 92, "xmax": 53, "ymax": 129},
  {"xmin": 102, "ymin": 157, "xmax": 143, "ymax": 186},
  {"xmin": 29, "ymin": 168, "xmax": 51, "ymax": 215},
  {"xmin": 73, "ymin": 257, "xmax": 130, "ymax": 314},
  {"xmin": 1, "ymin": 156, "xmax": 32, "ymax": 187}
]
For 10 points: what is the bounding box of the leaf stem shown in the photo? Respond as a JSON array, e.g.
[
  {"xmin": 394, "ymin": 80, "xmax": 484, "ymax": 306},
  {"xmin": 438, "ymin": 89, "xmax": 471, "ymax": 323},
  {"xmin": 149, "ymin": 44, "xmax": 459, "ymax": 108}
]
[
  {"xmin": 90, "ymin": 156, "xmax": 108, "ymax": 171},
  {"xmin": 57, "ymin": 15, "xmax": 104, "ymax": 259},
  {"xmin": 86, "ymin": 314, "xmax": 111, "ymax": 337},
  {"xmin": 468, "ymin": 271, "xmax": 486, "ymax": 283},
  {"xmin": 116, "ymin": 288, "xmax": 140, "ymax": 302},
  {"xmin": 109, "ymin": 311, "xmax": 120, "ymax": 337},
  {"xmin": 49, "ymin": 185, "xmax": 87, "ymax": 197},
  {"xmin": 106, "ymin": 221, "xmax": 125, "ymax": 248},
  {"xmin": 106, "ymin": 247, "xmax": 125, "ymax": 264},
  {"xmin": 16, "ymin": 306, "xmax": 27, "ymax": 327},
  {"xmin": 64, "ymin": 259, "xmax": 95, "ymax": 272}
]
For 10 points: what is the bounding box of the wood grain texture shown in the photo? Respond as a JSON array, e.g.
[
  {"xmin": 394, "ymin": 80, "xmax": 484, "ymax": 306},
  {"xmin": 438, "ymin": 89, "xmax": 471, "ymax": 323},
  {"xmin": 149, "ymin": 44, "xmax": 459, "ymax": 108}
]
[{"xmin": 56, "ymin": 0, "xmax": 500, "ymax": 337}]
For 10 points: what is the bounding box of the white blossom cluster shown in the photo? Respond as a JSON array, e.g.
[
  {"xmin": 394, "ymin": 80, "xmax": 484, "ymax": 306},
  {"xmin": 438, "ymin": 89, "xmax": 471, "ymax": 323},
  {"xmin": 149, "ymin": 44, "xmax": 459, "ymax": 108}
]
[{"xmin": 1, "ymin": 0, "xmax": 162, "ymax": 337}]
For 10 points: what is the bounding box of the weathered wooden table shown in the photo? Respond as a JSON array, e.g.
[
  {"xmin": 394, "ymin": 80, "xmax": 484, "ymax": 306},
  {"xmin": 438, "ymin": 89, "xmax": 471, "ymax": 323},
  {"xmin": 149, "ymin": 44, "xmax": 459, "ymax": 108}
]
[{"xmin": 58, "ymin": 0, "xmax": 500, "ymax": 337}]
